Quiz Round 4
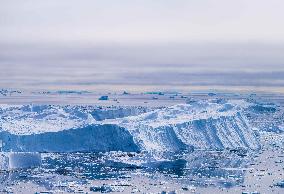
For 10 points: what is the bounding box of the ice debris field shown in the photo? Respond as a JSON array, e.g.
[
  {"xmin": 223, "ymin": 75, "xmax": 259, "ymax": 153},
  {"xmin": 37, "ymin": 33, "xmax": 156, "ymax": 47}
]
[{"xmin": 0, "ymin": 90, "xmax": 283, "ymax": 193}]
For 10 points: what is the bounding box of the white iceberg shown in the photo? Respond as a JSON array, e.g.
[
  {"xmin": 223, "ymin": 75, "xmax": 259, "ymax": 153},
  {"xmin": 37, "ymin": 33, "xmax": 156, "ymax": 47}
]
[
  {"xmin": 0, "ymin": 152, "xmax": 41, "ymax": 170},
  {"xmin": 106, "ymin": 100, "xmax": 259, "ymax": 151},
  {"xmin": 0, "ymin": 100, "xmax": 260, "ymax": 153}
]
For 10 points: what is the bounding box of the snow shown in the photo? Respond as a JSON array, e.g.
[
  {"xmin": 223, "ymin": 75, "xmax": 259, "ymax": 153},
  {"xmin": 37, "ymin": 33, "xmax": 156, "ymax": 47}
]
[
  {"xmin": 0, "ymin": 100, "xmax": 259, "ymax": 153},
  {"xmin": 106, "ymin": 100, "xmax": 259, "ymax": 151},
  {"xmin": 0, "ymin": 104, "xmax": 94, "ymax": 135},
  {"xmin": 91, "ymin": 106, "xmax": 149, "ymax": 121}
]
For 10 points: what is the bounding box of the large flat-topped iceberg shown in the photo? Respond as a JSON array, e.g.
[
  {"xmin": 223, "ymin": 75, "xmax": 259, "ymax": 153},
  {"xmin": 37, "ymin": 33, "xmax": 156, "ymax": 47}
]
[
  {"xmin": 110, "ymin": 100, "xmax": 247, "ymax": 127},
  {"xmin": 0, "ymin": 100, "xmax": 259, "ymax": 152},
  {"xmin": 106, "ymin": 100, "xmax": 259, "ymax": 151},
  {"xmin": 0, "ymin": 104, "xmax": 92, "ymax": 135}
]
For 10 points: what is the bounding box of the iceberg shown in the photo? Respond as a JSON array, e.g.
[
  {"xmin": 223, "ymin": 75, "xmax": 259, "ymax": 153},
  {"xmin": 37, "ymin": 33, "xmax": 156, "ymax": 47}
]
[
  {"xmin": 0, "ymin": 152, "xmax": 41, "ymax": 170},
  {"xmin": 0, "ymin": 124, "xmax": 139, "ymax": 152},
  {"xmin": 91, "ymin": 106, "xmax": 149, "ymax": 121},
  {"xmin": 0, "ymin": 100, "xmax": 260, "ymax": 153},
  {"xmin": 106, "ymin": 101, "xmax": 260, "ymax": 151}
]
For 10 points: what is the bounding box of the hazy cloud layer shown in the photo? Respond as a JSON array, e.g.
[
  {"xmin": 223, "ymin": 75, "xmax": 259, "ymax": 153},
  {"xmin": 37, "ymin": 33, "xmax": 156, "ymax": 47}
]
[
  {"xmin": 0, "ymin": 1, "xmax": 284, "ymax": 92},
  {"xmin": 1, "ymin": 0, "xmax": 284, "ymax": 44}
]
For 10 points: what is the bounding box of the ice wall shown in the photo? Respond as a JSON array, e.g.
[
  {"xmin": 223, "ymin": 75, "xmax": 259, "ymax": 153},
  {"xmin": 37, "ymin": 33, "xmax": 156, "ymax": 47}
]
[
  {"xmin": 0, "ymin": 124, "xmax": 139, "ymax": 152},
  {"xmin": 0, "ymin": 100, "xmax": 260, "ymax": 153}
]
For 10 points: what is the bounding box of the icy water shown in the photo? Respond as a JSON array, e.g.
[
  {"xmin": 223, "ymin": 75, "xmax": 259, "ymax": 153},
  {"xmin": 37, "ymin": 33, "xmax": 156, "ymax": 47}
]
[
  {"xmin": 0, "ymin": 150, "xmax": 250, "ymax": 192},
  {"xmin": 0, "ymin": 134, "xmax": 283, "ymax": 193},
  {"xmin": 0, "ymin": 90, "xmax": 284, "ymax": 193}
]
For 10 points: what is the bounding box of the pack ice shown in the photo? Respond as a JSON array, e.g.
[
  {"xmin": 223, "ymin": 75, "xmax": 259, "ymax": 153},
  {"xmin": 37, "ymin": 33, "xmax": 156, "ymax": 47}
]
[{"xmin": 0, "ymin": 100, "xmax": 260, "ymax": 153}]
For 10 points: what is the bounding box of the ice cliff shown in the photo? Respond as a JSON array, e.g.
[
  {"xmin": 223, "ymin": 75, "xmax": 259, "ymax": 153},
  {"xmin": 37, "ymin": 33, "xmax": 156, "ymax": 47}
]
[
  {"xmin": 105, "ymin": 100, "xmax": 259, "ymax": 151},
  {"xmin": 0, "ymin": 100, "xmax": 260, "ymax": 153}
]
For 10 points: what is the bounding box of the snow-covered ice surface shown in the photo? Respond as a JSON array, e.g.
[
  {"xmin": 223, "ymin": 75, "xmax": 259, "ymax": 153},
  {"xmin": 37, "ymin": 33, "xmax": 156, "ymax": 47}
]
[
  {"xmin": 103, "ymin": 100, "xmax": 259, "ymax": 151},
  {"xmin": 0, "ymin": 99, "xmax": 259, "ymax": 152},
  {"xmin": 0, "ymin": 90, "xmax": 284, "ymax": 193}
]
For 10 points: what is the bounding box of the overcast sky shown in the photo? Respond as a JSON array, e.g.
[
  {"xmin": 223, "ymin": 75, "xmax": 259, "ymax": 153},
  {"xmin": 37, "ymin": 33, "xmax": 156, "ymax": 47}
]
[
  {"xmin": 1, "ymin": 0, "xmax": 284, "ymax": 44},
  {"xmin": 0, "ymin": 0, "xmax": 284, "ymax": 92}
]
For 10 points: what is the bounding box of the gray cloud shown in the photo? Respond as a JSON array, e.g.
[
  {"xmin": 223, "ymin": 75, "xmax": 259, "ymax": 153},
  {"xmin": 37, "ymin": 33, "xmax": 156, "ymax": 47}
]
[{"xmin": 0, "ymin": 1, "xmax": 284, "ymax": 92}]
